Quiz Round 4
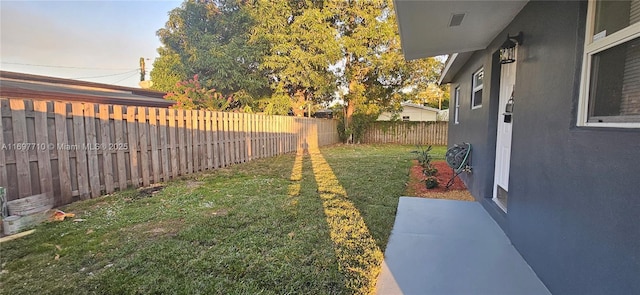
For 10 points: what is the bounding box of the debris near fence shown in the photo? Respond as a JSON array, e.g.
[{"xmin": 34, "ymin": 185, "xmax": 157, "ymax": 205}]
[{"xmin": 1, "ymin": 189, "xmax": 61, "ymax": 235}]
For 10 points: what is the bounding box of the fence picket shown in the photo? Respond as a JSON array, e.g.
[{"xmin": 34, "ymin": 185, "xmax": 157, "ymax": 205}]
[
  {"xmin": 126, "ymin": 106, "xmax": 139, "ymax": 187},
  {"xmin": 191, "ymin": 110, "xmax": 199, "ymax": 172},
  {"xmin": 70, "ymin": 103, "xmax": 90, "ymax": 199},
  {"xmin": 256, "ymin": 115, "xmax": 262, "ymax": 159},
  {"xmin": 223, "ymin": 112, "xmax": 231, "ymax": 166},
  {"xmin": 177, "ymin": 110, "xmax": 186, "ymax": 175},
  {"xmin": 233, "ymin": 113, "xmax": 240, "ymax": 163},
  {"xmin": 205, "ymin": 111, "xmax": 212, "ymax": 169},
  {"xmin": 0, "ymin": 103, "xmax": 8, "ymax": 193},
  {"xmin": 185, "ymin": 110, "xmax": 193, "ymax": 173},
  {"xmin": 212, "ymin": 112, "xmax": 220, "ymax": 168},
  {"xmin": 241, "ymin": 113, "xmax": 248, "ymax": 163},
  {"xmin": 84, "ymin": 104, "xmax": 101, "ymax": 198},
  {"xmin": 54, "ymin": 102, "xmax": 72, "ymax": 203},
  {"xmin": 168, "ymin": 109, "xmax": 178, "ymax": 178},
  {"xmin": 263, "ymin": 115, "xmax": 269, "ymax": 158},
  {"xmin": 9, "ymin": 100, "xmax": 32, "ymax": 198},
  {"xmin": 159, "ymin": 108, "xmax": 169, "ymax": 180},
  {"xmin": 231, "ymin": 113, "xmax": 237, "ymax": 164},
  {"xmin": 148, "ymin": 107, "xmax": 160, "ymax": 183},
  {"xmin": 98, "ymin": 104, "xmax": 114, "ymax": 194},
  {"xmin": 199, "ymin": 110, "xmax": 206, "ymax": 170},
  {"xmin": 138, "ymin": 107, "xmax": 150, "ymax": 186},
  {"xmin": 113, "ymin": 105, "xmax": 127, "ymax": 190},
  {"xmin": 277, "ymin": 117, "xmax": 282, "ymax": 154},
  {"xmin": 33, "ymin": 101, "xmax": 53, "ymax": 199},
  {"xmin": 265, "ymin": 115, "xmax": 271, "ymax": 157},
  {"xmin": 264, "ymin": 115, "xmax": 268, "ymax": 156},
  {"xmin": 246, "ymin": 113, "xmax": 253, "ymax": 161}
]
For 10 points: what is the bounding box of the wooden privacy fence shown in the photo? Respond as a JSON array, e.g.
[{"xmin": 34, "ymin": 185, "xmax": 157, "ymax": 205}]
[
  {"xmin": 0, "ymin": 98, "xmax": 339, "ymax": 206},
  {"xmin": 363, "ymin": 121, "xmax": 448, "ymax": 146}
]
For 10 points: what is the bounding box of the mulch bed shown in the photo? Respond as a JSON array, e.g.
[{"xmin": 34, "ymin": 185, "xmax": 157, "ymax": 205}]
[{"xmin": 407, "ymin": 160, "xmax": 474, "ymax": 201}]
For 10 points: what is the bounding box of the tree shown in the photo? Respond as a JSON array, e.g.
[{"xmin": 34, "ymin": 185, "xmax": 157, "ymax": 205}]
[
  {"xmin": 151, "ymin": 0, "xmax": 447, "ymax": 119},
  {"xmin": 152, "ymin": 0, "xmax": 270, "ymax": 109},
  {"xmin": 326, "ymin": 0, "xmax": 448, "ymax": 142},
  {"xmin": 411, "ymin": 83, "xmax": 450, "ymax": 110},
  {"xmin": 165, "ymin": 74, "xmax": 232, "ymax": 111},
  {"xmin": 150, "ymin": 47, "xmax": 184, "ymax": 92},
  {"xmin": 325, "ymin": 0, "xmax": 406, "ymax": 141},
  {"xmin": 402, "ymin": 57, "xmax": 449, "ymax": 109},
  {"xmin": 251, "ymin": 0, "xmax": 341, "ymax": 116}
]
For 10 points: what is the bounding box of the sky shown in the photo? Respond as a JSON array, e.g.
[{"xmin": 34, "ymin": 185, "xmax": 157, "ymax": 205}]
[{"xmin": 1, "ymin": 0, "xmax": 183, "ymax": 88}]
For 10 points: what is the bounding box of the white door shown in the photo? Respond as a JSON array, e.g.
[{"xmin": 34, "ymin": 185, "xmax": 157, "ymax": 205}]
[{"xmin": 493, "ymin": 57, "xmax": 517, "ymax": 212}]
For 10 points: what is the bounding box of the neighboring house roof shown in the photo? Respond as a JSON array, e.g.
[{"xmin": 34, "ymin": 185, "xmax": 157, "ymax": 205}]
[
  {"xmin": 394, "ymin": 0, "xmax": 528, "ymax": 60},
  {"xmin": 401, "ymin": 102, "xmax": 441, "ymax": 112},
  {"xmin": 378, "ymin": 102, "xmax": 443, "ymax": 122},
  {"xmin": 0, "ymin": 71, "xmax": 175, "ymax": 108}
]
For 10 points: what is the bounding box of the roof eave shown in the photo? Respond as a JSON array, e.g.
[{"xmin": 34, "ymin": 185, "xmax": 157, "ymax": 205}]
[
  {"xmin": 394, "ymin": 0, "xmax": 528, "ymax": 61},
  {"xmin": 438, "ymin": 51, "xmax": 476, "ymax": 85}
]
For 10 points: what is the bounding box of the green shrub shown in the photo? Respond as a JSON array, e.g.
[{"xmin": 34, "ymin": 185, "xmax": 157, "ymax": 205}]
[
  {"xmin": 423, "ymin": 167, "xmax": 438, "ymax": 177},
  {"xmin": 411, "ymin": 145, "xmax": 434, "ymax": 169},
  {"xmin": 413, "ymin": 145, "xmax": 439, "ymax": 184},
  {"xmin": 334, "ymin": 109, "xmax": 377, "ymax": 143},
  {"xmin": 425, "ymin": 176, "xmax": 439, "ymax": 189}
]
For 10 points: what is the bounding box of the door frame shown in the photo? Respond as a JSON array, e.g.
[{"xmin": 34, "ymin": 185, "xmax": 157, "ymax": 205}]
[{"xmin": 492, "ymin": 49, "xmax": 518, "ymax": 212}]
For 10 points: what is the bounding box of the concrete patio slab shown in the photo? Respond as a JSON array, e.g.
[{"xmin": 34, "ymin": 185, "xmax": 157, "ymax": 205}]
[{"xmin": 376, "ymin": 197, "xmax": 550, "ymax": 295}]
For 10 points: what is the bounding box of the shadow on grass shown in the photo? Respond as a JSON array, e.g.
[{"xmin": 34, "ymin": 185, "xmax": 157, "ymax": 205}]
[
  {"xmin": 319, "ymin": 144, "xmax": 416, "ymax": 251},
  {"xmin": 297, "ymin": 123, "xmax": 396, "ymax": 294}
]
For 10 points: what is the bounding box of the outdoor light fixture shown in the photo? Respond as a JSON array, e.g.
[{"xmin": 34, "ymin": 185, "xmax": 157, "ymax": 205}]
[{"xmin": 500, "ymin": 32, "xmax": 523, "ymax": 64}]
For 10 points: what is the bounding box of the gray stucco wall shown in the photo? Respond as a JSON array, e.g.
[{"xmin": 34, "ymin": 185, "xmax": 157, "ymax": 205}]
[{"xmin": 447, "ymin": 1, "xmax": 640, "ymax": 294}]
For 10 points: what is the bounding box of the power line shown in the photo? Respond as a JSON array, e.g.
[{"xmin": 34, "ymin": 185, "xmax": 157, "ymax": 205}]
[
  {"xmin": 72, "ymin": 69, "xmax": 139, "ymax": 80},
  {"xmin": 1, "ymin": 61, "xmax": 136, "ymax": 71},
  {"xmin": 112, "ymin": 71, "xmax": 140, "ymax": 85}
]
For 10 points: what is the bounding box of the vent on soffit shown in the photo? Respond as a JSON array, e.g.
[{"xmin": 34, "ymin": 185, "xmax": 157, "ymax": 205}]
[{"xmin": 449, "ymin": 13, "xmax": 466, "ymax": 27}]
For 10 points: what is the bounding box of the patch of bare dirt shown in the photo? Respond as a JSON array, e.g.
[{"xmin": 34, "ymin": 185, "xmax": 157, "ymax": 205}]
[
  {"xmin": 185, "ymin": 180, "xmax": 204, "ymax": 190},
  {"xmin": 125, "ymin": 219, "xmax": 184, "ymax": 238},
  {"xmin": 406, "ymin": 160, "xmax": 474, "ymax": 202},
  {"xmin": 136, "ymin": 184, "xmax": 165, "ymax": 198},
  {"xmin": 209, "ymin": 209, "xmax": 228, "ymax": 217}
]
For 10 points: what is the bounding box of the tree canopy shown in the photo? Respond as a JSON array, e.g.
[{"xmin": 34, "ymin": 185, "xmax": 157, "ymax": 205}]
[
  {"xmin": 251, "ymin": 0, "xmax": 341, "ymax": 115},
  {"xmin": 151, "ymin": 0, "xmax": 447, "ymax": 124},
  {"xmin": 152, "ymin": 0, "xmax": 270, "ymax": 108}
]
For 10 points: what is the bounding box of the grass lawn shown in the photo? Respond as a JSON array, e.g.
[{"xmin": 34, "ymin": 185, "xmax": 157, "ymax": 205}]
[{"xmin": 1, "ymin": 144, "xmax": 443, "ymax": 295}]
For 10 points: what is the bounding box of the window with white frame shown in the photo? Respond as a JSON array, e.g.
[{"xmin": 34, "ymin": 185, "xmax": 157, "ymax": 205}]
[
  {"xmin": 578, "ymin": 0, "xmax": 640, "ymax": 127},
  {"xmin": 454, "ymin": 86, "xmax": 461, "ymax": 124},
  {"xmin": 472, "ymin": 68, "xmax": 484, "ymax": 109}
]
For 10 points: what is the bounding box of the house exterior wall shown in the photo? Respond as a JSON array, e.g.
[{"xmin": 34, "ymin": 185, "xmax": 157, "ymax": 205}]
[
  {"xmin": 378, "ymin": 106, "xmax": 438, "ymax": 121},
  {"xmin": 448, "ymin": 1, "xmax": 640, "ymax": 294}
]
